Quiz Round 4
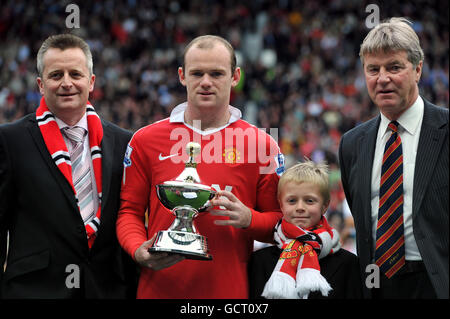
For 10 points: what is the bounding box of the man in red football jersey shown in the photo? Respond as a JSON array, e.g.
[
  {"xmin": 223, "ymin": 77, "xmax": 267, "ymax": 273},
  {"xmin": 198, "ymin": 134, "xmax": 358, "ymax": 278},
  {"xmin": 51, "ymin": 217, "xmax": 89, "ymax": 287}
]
[{"xmin": 117, "ymin": 35, "xmax": 285, "ymax": 298}]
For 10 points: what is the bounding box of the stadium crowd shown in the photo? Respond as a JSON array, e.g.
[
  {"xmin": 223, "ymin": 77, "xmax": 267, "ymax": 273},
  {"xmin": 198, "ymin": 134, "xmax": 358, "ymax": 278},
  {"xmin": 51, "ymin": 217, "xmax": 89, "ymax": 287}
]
[{"xmin": 0, "ymin": 0, "xmax": 448, "ymax": 252}]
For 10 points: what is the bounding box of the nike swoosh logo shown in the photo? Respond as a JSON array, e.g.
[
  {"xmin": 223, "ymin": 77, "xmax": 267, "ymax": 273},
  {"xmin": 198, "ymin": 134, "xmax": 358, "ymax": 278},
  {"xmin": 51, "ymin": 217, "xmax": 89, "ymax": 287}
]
[{"xmin": 158, "ymin": 153, "xmax": 178, "ymax": 161}]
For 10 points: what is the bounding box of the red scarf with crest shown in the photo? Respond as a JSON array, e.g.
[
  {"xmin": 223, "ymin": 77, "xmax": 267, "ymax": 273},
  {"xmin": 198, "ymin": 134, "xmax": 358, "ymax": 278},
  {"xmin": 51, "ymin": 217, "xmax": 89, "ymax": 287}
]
[
  {"xmin": 35, "ymin": 97, "xmax": 103, "ymax": 248},
  {"xmin": 262, "ymin": 216, "xmax": 341, "ymax": 299}
]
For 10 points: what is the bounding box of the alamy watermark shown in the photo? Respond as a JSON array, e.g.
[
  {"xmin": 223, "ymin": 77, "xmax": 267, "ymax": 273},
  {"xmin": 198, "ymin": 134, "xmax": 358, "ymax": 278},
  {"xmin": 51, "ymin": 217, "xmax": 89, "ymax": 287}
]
[
  {"xmin": 365, "ymin": 4, "xmax": 380, "ymax": 29},
  {"xmin": 167, "ymin": 124, "xmax": 280, "ymax": 171},
  {"xmin": 65, "ymin": 4, "xmax": 80, "ymax": 29},
  {"xmin": 124, "ymin": 124, "xmax": 284, "ymax": 176},
  {"xmin": 65, "ymin": 264, "xmax": 80, "ymax": 289},
  {"xmin": 365, "ymin": 264, "xmax": 380, "ymax": 289}
]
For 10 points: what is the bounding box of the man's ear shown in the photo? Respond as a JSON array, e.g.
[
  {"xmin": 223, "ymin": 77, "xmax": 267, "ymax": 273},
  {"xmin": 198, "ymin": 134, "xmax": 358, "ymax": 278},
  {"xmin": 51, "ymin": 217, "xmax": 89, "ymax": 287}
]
[
  {"xmin": 231, "ymin": 67, "xmax": 241, "ymax": 87},
  {"xmin": 415, "ymin": 60, "xmax": 423, "ymax": 83},
  {"xmin": 89, "ymin": 74, "xmax": 96, "ymax": 92},
  {"xmin": 37, "ymin": 77, "xmax": 44, "ymax": 95},
  {"xmin": 178, "ymin": 67, "xmax": 186, "ymax": 86}
]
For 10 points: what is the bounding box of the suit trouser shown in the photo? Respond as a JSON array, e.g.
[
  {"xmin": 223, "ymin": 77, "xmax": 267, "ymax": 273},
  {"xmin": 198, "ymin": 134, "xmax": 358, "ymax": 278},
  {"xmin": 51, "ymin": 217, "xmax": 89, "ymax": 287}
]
[{"xmin": 372, "ymin": 261, "xmax": 436, "ymax": 299}]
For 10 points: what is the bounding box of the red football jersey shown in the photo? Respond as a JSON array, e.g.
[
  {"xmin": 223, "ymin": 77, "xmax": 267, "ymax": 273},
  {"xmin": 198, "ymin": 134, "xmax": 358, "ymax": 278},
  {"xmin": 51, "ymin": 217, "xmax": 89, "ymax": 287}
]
[{"xmin": 117, "ymin": 103, "xmax": 284, "ymax": 298}]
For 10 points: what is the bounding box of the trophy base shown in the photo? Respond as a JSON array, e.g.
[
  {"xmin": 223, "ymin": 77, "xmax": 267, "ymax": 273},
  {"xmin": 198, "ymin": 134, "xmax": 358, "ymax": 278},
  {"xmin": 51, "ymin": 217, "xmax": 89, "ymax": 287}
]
[{"xmin": 148, "ymin": 230, "xmax": 212, "ymax": 260}]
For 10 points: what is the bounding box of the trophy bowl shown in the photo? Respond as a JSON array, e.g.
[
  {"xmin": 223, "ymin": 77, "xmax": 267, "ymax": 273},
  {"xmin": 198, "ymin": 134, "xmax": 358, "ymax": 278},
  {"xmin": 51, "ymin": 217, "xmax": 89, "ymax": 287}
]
[
  {"xmin": 157, "ymin": 180, "xmax": 215, "ymax": 212},
  {"xmin": 149, "ymin": 142, "xmax": 216, "ymax": 260}
]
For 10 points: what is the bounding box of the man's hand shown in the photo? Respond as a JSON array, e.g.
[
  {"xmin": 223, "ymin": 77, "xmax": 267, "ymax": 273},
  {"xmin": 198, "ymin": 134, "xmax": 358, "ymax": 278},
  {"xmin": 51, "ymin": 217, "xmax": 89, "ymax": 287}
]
[
  {"xmin": 134, "ymin": 233, "xmax": 185, "ymax": 271},
  {"xmin": 208, "ymin": 190, "xmax": 252, "ymax": 228}
]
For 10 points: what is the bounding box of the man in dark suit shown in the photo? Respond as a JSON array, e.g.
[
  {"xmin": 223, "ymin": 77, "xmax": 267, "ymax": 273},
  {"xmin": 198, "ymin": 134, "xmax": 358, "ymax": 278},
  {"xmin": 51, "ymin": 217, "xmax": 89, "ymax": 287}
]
[
  {"xmin": 339, "ymin": 18, "xmax": 448, "ymax": 299},
  {"xmin": 0, "ymin": 34, "xmax": 136, "ymax": 298}
]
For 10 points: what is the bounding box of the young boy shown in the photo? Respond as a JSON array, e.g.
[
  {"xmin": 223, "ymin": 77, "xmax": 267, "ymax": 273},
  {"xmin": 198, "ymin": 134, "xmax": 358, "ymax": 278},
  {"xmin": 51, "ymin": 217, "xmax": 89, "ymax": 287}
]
[{"xmin": 248, "ymin": 160, "xmax": 362, "ymax": 299}]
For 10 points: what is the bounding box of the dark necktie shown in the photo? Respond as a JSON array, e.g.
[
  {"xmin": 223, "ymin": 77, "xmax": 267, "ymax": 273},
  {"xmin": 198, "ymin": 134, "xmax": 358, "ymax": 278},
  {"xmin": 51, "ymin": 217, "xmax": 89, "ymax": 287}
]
[{"xmin": 375, "ymin": 121, "xmax": 405, "ymax": 278}]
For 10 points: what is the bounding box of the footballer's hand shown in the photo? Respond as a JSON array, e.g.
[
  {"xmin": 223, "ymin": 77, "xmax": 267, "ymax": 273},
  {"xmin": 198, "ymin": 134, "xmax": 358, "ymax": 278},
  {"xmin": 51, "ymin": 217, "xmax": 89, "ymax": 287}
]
[
  {"xmin": 134, "ymin": 233, "xmax": 185, "ymax": 271},
  {"xmin": 209, "ymin": 190, "xmax": 252, "ymax": 228}
]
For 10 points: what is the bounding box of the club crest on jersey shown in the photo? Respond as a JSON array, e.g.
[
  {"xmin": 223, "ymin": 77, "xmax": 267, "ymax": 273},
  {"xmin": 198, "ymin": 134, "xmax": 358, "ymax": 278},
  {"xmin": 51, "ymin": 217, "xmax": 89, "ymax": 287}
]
[
  {"xmin": 275, "ymin": 153, "xmax": 285, "ymax": 176},
  {"xmin": 223, "ymin": 147, "xmax": 241, "ymax": 166},
  {"xmin": 124, "ymin": 144, "xmax": 133, "ymax": 167}
]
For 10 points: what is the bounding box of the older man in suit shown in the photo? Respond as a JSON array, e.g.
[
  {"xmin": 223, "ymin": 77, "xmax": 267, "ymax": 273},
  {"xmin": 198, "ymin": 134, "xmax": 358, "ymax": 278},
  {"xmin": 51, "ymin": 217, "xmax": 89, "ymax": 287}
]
[
  {"xmin": 339, "ymin": 17, "xmax": 448, "ymax": 299},
  {"xmin": 0, "ymin": 34, "xmax": 135, "ymax": 298}
]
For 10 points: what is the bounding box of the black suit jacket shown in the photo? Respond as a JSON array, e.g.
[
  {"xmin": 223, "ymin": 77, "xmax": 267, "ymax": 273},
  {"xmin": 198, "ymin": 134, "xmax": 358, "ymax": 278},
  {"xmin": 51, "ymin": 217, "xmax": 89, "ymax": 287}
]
[
  {"xmin": 0, "ymin": 113, "xmax": 136, "ymax": 298},
  {"xmin": 338, "ymin": 98, "xmax": 449, "ymax": 298},
  {"xmin": 248, "ymin": 246, "xmax": 363, "ymax": 299}
]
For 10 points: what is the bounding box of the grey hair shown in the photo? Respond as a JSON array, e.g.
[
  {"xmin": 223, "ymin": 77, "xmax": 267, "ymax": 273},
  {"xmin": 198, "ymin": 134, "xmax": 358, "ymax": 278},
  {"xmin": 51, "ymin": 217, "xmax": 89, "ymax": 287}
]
[
  {"xmin": 359, "ymin": 17, "xmax": 424, "ymax": 67},
  {"xmin": 37, "ymin": 33, "xmax": 93, "ymax": 77}
]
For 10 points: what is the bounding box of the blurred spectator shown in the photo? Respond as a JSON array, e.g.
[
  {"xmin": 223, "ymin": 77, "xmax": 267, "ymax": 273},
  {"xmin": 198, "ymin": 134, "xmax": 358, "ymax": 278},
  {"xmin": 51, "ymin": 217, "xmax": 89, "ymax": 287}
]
[{"xmin": 1, "ymin": 0, "xmax": 448, "ymax": 253}]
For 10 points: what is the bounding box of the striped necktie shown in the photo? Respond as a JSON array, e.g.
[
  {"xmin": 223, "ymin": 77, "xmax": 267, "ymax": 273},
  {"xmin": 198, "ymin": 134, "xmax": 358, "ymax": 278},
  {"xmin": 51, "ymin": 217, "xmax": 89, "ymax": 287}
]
[
  {"xmin": 62, "ymin": 126, "xmax": 96, "ymax": 224},
  {"xmin": 375, "ymin": 121, "xmax": 405, "ymax": 278}
]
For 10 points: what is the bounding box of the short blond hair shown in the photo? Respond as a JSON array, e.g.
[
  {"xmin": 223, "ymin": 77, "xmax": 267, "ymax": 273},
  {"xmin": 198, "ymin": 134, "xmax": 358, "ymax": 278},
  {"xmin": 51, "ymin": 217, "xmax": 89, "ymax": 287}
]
[{"xmin": 278, "ymin": 160, "xmax": 330, "ymax": 204}]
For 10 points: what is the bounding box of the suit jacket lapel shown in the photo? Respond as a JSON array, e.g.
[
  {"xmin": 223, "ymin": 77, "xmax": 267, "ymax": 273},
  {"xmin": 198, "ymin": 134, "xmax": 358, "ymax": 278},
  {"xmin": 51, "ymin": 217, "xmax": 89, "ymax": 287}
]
[
  {"xmin": 413, "ymin": 100, "xmax": 447, "ymax": 219},
  {"xmin": 100, "ymin": 120, "xmax": 114, "ymax": 213},
  {"xmin": 357, "ymin": 116, "xmax": 380, "ymax": 252},
  {"xmin": 89, "ymin": 121, "xmax": 114, "ymax": 252},
  {"xmin": 27, "ymin": 116, "xmax": 79, "ymax": 212}
]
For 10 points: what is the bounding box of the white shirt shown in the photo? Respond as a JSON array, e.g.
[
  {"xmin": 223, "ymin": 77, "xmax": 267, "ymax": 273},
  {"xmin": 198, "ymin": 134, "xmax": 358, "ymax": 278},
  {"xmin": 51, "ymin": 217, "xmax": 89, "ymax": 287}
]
[
  {"xmin": 55, "ymin": 113, "xmax": 99, "ymax": 218},
  {"xmin": 370, "ymin": 96, "xmax": 424, "ymax": 261}
]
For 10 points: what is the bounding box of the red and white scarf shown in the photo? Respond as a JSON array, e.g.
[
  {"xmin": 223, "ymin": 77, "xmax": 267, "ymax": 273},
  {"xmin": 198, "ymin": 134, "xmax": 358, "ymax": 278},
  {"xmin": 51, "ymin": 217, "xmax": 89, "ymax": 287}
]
[
  {"xmin": 36, "ymin": 97, "xmax": 103, "ymax": 249},
  {"xmin": 262, "ymin": 216, "xmax": 341, "ymax": 299}
]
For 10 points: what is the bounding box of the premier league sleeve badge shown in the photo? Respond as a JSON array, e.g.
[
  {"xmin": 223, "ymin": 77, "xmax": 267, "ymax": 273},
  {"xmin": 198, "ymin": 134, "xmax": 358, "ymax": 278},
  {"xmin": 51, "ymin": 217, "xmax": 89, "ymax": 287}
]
[
  {"xmin": 124, "ymin": 144, "xmax": 133, "ymax": 168},
  {"xmin": 275, "ymin": 153, "xmax": 285, "ymax": 176}
]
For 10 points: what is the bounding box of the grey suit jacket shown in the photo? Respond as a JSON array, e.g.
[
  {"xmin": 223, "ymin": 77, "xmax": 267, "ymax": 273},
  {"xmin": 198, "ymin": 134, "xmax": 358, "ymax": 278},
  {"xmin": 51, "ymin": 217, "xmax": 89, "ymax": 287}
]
[{"xmin": 338, "ymin": 98, "xmax": 448, "ymax": 299}]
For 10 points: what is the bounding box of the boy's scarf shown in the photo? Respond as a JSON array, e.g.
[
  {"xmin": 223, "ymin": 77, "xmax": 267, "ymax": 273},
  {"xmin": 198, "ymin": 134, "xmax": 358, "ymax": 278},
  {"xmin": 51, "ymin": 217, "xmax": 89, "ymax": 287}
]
[
  {"xmin": 36, "ymin": 97, "xmax": 103, "ymax": 249},
  {"xmin": 262, "ymin": 216, "xmax": 341, "ymax": 299}
]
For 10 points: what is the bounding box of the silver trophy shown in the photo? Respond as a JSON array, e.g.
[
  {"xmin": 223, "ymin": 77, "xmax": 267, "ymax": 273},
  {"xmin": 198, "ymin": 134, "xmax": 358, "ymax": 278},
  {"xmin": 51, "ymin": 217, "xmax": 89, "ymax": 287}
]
[{"xmin": 149, "ymin": 142, "xmax": 215, "ymax": 260}]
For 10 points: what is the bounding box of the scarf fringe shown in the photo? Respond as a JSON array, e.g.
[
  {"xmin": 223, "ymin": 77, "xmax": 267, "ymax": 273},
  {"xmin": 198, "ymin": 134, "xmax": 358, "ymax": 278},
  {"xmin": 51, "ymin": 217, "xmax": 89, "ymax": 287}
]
[
  {"xmin": 296, "ymin": 268, "xmax": 332, "ymax": 298},
  {"xmin": 262, "ymin": 272, "xmax": 298, "ymax": 299}
]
